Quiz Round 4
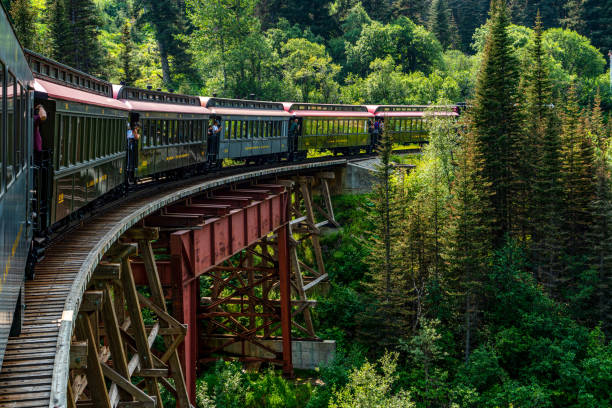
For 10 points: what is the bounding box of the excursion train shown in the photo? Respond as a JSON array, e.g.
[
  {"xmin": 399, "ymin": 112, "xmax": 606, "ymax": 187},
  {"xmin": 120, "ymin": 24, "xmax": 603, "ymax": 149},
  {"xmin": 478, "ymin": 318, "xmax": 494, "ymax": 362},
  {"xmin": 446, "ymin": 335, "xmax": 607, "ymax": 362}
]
[{"xmin": 0, "ymin": 3, "xmax": 458, "ymax": 366}]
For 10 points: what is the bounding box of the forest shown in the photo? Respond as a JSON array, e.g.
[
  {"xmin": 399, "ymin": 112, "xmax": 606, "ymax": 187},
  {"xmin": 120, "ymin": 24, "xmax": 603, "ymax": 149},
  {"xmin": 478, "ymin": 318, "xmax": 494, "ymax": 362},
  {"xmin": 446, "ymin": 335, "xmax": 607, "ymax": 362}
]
[
  {"xmin": 3, "ymin": 0, "xmax": 612, "ymax": 407},
  {"xmin": 3, "ymin": 0, "xmax": 611, "ymax": 109}
]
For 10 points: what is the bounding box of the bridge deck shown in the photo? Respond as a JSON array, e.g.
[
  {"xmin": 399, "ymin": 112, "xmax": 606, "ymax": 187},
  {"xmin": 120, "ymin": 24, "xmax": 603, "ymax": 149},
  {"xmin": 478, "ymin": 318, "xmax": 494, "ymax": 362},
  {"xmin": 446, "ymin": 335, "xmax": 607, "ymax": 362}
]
[{"xmin": 0, "ymin": 160, "xmax": 345, "ymax": 408}]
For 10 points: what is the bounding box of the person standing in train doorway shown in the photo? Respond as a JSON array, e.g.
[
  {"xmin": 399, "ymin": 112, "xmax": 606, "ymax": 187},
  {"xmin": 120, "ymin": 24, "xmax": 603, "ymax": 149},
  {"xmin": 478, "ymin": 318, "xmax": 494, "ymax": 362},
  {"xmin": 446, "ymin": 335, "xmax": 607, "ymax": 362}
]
[
  {"xmin": 126, "ymin": 123, "xmax": 137, "ymax": 183},
  {"xmin": 33, "ymin": 104, "xmax": 47, "ymax": 166}
]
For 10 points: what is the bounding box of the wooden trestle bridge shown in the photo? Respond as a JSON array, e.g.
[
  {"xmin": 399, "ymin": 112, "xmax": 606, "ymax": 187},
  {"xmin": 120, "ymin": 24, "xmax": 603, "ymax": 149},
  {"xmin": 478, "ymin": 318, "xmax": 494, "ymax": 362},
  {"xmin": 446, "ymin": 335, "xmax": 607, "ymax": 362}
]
[{"xmin": 0, "ymin": 159, "xmax": 347, "ymax": 408}]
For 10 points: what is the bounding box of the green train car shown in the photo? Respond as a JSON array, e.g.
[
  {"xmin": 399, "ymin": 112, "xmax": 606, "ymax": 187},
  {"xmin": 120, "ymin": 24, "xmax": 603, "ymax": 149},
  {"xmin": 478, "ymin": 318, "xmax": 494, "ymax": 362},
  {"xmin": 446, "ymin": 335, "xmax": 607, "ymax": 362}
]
[
  {"xmin": 28, "ymin": 51, "xmax": 129, "ymax": 227},
  {"xmin": 285, "ymin": 103, "xmax": 374, "ymax": 155},
  {"xmin": 116, "ymin": 86, "xmax": 210, "ymax": 178},
  {"xmin": 370, "ymin": 105, "xmax": 459, "ymax": 145}
]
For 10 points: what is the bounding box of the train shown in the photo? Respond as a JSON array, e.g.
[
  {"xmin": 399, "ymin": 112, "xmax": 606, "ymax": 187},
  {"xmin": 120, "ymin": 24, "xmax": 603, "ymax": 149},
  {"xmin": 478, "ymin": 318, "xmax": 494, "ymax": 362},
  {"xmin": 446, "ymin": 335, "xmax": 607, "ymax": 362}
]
[{"xmin": 0, "ymin": 3, "xmax": 458, "ymax": 366}]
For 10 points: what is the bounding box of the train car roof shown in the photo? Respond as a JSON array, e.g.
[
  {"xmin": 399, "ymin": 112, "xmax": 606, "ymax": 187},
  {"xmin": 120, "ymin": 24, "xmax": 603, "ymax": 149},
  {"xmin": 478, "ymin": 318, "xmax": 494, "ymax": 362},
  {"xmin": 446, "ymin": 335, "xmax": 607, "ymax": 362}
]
[
  {"xmin": 26, "ymin": 50, "xmax": 113, "ymax": 97},
  {"xmin": 1, "ymin": 7, "xmax": 34, "ymax": 84},
  {"xmin": 201, "ymin": 97, "xmax": 291, "ymax": 117},
  {"xmin": 115, "ymin": 85, "xmax": 210, "ymax": 115},
  {"xmin": 34, "ymin": 79, "xmax": 129, "ymax": 111},
  {"xmin": 368, "ymin": 105, "xmax": 459, "ymax": 116},
  {"xmin": 284, "ymin": 102, "xmax": 373, "ymax": 118}
]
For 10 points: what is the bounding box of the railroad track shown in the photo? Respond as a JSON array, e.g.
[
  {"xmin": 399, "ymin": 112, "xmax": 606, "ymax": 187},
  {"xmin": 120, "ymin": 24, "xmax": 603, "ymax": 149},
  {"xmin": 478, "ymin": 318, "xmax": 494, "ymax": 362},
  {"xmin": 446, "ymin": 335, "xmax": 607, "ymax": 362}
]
[{"xmin": 0, "ymin": 158, "xmax": 348, "ymax": 408}]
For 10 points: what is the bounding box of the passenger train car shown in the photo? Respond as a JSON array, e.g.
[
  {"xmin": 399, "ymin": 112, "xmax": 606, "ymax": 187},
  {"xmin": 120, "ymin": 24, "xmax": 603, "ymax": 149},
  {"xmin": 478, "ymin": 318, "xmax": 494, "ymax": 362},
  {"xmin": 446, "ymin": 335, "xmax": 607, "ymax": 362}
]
[
  {"xmin": 202, "ymin": 97, "xmax": 291, "ymax": 163},
  {"xmin": 369, "ymin": 105, "xmax": 459, "ymax": 145},
  {"xmin": 284, "ymin": 103, "xmax": 375, "ymax": 155},
  {"xmin": 117, "ymin": 86, "xmax": 211, "ymax": 177},
  {"xmin": 0, "ymin": 4, "xmax": 35, "ymax": 366},
  {"xmin": 27, "ymin": 51, "xmax": 130, "ymax": 228},
  {"xmin": 0, "ymin": 3, "xmax": 458, "ymax": 369}
]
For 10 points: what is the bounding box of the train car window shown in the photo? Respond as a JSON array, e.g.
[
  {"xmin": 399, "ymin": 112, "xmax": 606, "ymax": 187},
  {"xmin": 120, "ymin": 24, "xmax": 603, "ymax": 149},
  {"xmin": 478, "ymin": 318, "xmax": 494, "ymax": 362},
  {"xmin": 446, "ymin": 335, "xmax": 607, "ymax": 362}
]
[
  {"xmin": 0, "ymin": 64, "xmax": 3, "ymax": 192},
  {"xmin": 226, "ymin": 120, "xmax": 232, "ymax": 140},
  {"xmin": 92, "ymin": 117, "xmax": 99, "ymax": 158},
  {"xmin": 87, "ymin": 118, "xmax": 94, "ymax": 160},
  {"xmin": 101, "ymin": 118, "xmax": 107, "ymax": 157},
  {"xmin": 6, "ymin": 73, "xmax": 15, "ymax": 185},
  {"xmin": 82, "ymin": 117, "xmax": 88, "ymax": 161},
  {"xmin": 69, "ymin": 116, "xmax": 77, "ymax": 164},
  {"xmin": 75, "ymin": 117, "xmax": 83, "ymax": 163},
  {"xmin": 153, "ymin": 120, "xmax": 159, "ymax": 146},
  {"xmin": 15, "ymin": 82, "xmax": 22, "ymax": 173},
  {"xmin": 172, "ymin": 120, "xmax": 178, "ymax": 144},
  {"xmin": 161, "ymin": 120, "xmax": 167, "ymax": 145},
  {"xmin": 21, "ymin": 86, "xmax": 27, "ymax": 169},
  {"xmin": 62, "ymin": 115, "xmax": 70, "ymax": 167}
]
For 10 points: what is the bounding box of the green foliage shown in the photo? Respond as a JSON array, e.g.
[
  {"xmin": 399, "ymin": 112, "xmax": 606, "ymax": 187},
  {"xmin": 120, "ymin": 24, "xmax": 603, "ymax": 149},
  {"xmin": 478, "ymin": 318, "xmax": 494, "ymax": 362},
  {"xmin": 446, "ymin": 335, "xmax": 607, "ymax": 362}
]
[
  {"xmin": 281, "ymin": 38, "xmax": 341, "ymax": 102},
  {"xmin": 198, "ymin": 361, "xmax": 313, "ymax": 408},
  {"xmin": 329, "ymin": 352, "xmax": 415, "ymax": 408},
  {"xmin": 47, "ymin": 0, "xmax": 107, "ymax": 76},
  {"xmin": 8, "ymin": 0, "xmax": 35, "ymax": 49},
  {"xmin": 469, "ymin": 0, "xmax": 524, "ymax": 244}
]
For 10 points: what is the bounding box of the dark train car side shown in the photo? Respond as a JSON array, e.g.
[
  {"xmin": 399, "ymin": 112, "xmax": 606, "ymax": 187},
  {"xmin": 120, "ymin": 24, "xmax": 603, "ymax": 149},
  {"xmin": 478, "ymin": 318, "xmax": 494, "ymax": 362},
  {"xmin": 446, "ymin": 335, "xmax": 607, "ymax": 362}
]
[
  {"xmin": 116, "ymin": 86, "xmax": 210, "ymax": 180},
  {"xmin": 369, "ymin": 105, "xmax": 459, "ymax": 145},
  {"xmin": 284, "ymin": 103, "xmax": 375, "ymax": 155},
  {"xmin": 26, "ymin": 51, "xmax": 130, "ymax": 229},
  {"xmin": 202, "ymin": 97, "xmax": 291, "ymax": 164},
  {"xmin": 0, "ymin": 5, "xmax": 35, "ymax": 367}
]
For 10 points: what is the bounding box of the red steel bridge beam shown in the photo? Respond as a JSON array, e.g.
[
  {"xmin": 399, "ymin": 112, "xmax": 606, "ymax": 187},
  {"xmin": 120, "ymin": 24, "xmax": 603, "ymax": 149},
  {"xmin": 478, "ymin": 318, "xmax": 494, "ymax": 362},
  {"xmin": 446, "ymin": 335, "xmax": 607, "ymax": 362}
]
[{"xmin": 131, "ymin": 186, "xmax": 293, "ymax": 399}]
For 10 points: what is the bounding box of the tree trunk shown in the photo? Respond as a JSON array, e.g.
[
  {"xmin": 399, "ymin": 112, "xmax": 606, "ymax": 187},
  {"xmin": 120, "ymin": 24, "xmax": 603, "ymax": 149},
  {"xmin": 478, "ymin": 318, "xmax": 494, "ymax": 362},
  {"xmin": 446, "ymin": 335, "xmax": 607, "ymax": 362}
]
[{"xmin": 157, "ymin": 40, "xmax": 171, "ymax": 86}]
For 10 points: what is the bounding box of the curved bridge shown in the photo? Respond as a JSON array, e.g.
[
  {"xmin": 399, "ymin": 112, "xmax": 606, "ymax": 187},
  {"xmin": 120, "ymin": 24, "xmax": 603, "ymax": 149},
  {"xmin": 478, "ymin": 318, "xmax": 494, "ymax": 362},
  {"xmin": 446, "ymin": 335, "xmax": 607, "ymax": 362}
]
[{"xmin": 0, "ymin": 159, "xmax": 347, "ymax": 408}]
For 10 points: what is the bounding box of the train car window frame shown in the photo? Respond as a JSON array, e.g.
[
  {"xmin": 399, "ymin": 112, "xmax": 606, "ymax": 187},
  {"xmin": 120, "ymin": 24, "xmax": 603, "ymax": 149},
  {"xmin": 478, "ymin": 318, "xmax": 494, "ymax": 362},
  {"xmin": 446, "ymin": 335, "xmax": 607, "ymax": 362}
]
[{"xmin": 5, "ymin": 72, "xmax": 15, "ymax": 186}]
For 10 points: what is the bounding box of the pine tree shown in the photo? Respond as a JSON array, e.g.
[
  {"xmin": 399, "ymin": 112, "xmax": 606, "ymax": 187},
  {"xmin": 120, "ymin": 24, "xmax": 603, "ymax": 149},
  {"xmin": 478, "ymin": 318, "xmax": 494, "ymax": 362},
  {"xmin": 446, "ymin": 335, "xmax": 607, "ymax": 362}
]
[
  {"xmin": 48, "ymin": 0, "xmax": 106, "ymax": 76},
  {"xmin": 47, "ymin": 0, "xmax": 70, "ymax": 60},
  {"xmin": 448, "ymin": 0, "xmax": 489, "ymax": 52},
  {"xmin": 560, "ymin": 86, "xmax": 597, "ymax": 260},
  {"xmin": 392, "ymin": 0, "xmax": 428, "ymax": 24},
  {"xmin": 448, "ymin": 12, "xmax": 461, "ymax": 50},
  {"xmin": 443, "ymin": 127, "xmax": 492, "ymax": 363},
  {"xmin": 9, "ymin": 0, "xmax": 36, "ymax": 49},
  {"xmin": 358, "ymin": 127, "xmax": 410, "ymax": 347},
  {"xmin": 120, "ymin": 19, "xmax": 139, "ymax": 86},
  {"xmin": 525, "ymin": 13, "xmax": 563, "ymax": 289},
  {"xmin": 469, "ymin": 0, "xmax": 524, "ymax": 246},
  {"xmin": 561, "ymin": 0, "xmax": 586, "ymax": 33},
  {"xmin": 428, "ymin": 0, "xmax": 452, "ymax": 49},
  {"xmin": 141, "ymin": 0, "xmax": 198, "ymax": 89},
  {"xmin": 582, "ymin": 0, "xmax": 612, "ymax": 52},
  {"xmin": 586, "ymin": 93, "xmax": 612, "ymax": 334}
]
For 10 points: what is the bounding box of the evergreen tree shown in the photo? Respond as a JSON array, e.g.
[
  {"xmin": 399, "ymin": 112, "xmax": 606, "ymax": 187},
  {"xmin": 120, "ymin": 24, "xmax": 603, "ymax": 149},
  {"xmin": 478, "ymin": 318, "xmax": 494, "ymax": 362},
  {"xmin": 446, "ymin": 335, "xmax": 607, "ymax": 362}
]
[
  {"xmin": 469, "ymin": 0, "xmax": 524, "ymax": 245},
  {"xmin": 120, "ymin": 19, "xmax": 139, "ymax": 86},
  {"xmin": 140, "ymin": 0, "xmax": 198, "ymax": 89},
  {"xmin": 582, "ymin": 0, "xmax": 612, "ymax": 52},
  {"xmin": 448, "ymin": 0, "xmax": 489, "ymax": 52},
  {"xmin": 561, "ymin": 0, "xmax": 586, "ymax": 33},
  {"xmin": 448, "ymin": 12, "xmax": 461, "ymax": 50},
  {"xmin": 9, "ymin": 0, "xmax": 35, "ymax": 49},
  {"xmin": 392, "ymin": 0, "xmax": 428, "ymax": 24},
  {"xmin": 48, "ymin": 0, "xmax": 106, "ymax": 76},
  {"xmin": 586, "ymin": 93, "xmax": 612, "ymax": 334},
  {"xmin": 359, "ymin": 127, "xmax": 410, "ymax": 347},
  {"xmin": 560, "ymin": 86, "xmax": 597, "ymax": 260},
  {"xmin": 443, "ymin": 128, "xmax": 492, "ymax": 362},
  {"xmin": 525, "ymin": 13, "xmax": 563, "ymax": 289},
  {"xmin": 47, "ymin": 0, "xmax": 70, "ymax": 61},
  {"xmin": 428, "ymin": 0, "xmax": 452, "ymax": 49}
]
